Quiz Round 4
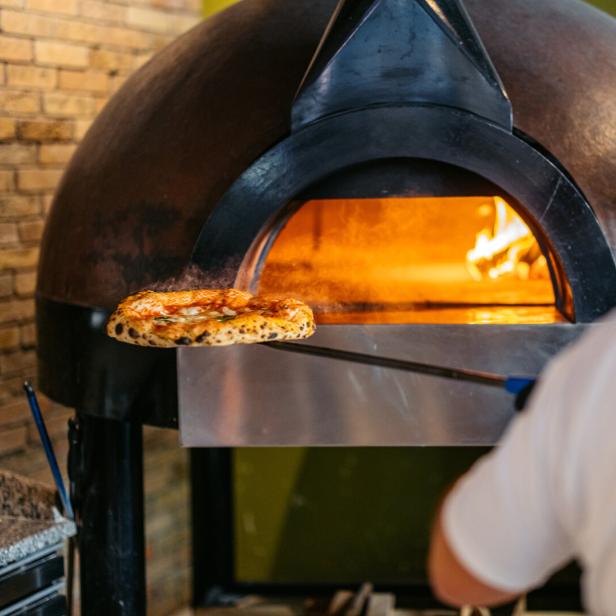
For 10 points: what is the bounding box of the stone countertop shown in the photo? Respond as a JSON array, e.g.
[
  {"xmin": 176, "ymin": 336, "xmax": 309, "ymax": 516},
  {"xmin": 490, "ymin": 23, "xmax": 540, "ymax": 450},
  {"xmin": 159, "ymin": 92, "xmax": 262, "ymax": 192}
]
[{"xmin": 0, "ymin": 470, "xmax": 75, "ymax": 568}]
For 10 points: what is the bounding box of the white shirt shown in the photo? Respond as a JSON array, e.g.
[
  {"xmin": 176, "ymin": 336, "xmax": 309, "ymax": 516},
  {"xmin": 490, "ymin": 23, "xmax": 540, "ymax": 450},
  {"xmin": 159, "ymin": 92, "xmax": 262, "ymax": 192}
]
[{"xmin": 443, "ymin": 309, "xmax": 616, "ymax": 616}]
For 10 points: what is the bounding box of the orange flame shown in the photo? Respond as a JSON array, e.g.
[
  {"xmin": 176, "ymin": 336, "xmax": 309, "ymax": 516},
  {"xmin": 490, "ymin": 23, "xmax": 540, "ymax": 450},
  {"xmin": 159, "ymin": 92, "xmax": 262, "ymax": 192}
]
[
  {"xmin": 255, "ymin": 196, "xmax": 559, "ymax": 324},
  {"xmin": 466, "ymin": 197, "xmax": 549, "ymax": 282}
]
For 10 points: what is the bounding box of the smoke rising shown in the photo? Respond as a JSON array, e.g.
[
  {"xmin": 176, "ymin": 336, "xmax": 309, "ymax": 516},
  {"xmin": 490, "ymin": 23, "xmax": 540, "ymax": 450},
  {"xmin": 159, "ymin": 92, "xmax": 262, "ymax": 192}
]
[{"xmin": 146, "ymin": 261, "xmax": 244, "ymax": 292}]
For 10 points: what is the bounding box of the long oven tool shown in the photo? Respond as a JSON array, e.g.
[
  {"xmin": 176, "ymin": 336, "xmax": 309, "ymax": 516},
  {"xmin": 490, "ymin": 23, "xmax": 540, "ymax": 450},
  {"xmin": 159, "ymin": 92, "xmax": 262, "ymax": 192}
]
[
  {"xmin": 23, "ymin": 382, "xmax": 77, "ymax": 616},
  {"xmin": 23, "ymin": 382, "xmax": 74, "ymax": 520},
  {"xmin": 265, "ymin": 341, "xmax": 536, "ymax": 397}
]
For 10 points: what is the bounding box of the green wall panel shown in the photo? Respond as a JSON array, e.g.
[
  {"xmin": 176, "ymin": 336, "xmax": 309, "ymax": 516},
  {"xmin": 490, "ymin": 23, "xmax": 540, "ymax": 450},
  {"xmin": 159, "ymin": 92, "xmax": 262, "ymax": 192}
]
[
  {"xmin": 234, "ymin": 448, "xmax": 486, "ymax": 583},
  {"xmin": 202, "ymin": 0, "xmax": 238, "ymax": 17},
  {"xmin": 589, "ymin": 0, "xmax": 616, "ymax": 15}
]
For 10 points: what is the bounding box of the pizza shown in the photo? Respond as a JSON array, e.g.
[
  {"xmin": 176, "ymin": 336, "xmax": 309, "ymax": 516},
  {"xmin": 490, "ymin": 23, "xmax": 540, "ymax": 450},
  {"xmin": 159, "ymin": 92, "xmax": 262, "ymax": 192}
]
[{"xmin": 106, "ymin": 288, "xmax": 315, "ymax": 347}]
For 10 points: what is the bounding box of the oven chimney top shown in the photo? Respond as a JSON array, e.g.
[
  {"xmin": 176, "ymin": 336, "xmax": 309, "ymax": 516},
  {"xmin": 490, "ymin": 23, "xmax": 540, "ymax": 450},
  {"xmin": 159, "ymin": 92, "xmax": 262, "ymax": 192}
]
[{"xmin": 292, "ymin": 0, "xmax": 512, "ymax": 131}]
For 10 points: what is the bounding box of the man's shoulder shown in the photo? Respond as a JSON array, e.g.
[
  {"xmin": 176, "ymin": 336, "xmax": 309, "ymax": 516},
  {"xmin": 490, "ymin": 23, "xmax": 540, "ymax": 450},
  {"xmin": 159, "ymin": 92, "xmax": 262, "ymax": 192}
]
[{"xmin": 551, "ymin": 308, "xmax": 616, "ymax": 376}]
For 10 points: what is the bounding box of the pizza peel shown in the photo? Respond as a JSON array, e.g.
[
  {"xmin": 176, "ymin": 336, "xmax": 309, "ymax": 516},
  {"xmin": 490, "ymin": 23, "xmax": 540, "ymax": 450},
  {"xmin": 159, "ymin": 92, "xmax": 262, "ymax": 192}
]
[
  {"xmin": 105, "ymin": 290, "xmax": 536, "ymax": 404},
  {"xmin": 264, "ymin": 340, "xmax": 536, "ymax": 399}
]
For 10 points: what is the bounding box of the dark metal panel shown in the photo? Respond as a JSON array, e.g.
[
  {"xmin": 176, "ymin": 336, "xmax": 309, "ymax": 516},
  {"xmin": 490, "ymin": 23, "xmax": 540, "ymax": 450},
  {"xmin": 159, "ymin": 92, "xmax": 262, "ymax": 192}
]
[
  {"xmin": 0, "ymin": 553, "xmax": 63, "ymax": 610},
  {"xmin": 77, "ymin": 415, "xmax": 145, "ymax": 616},
  {"xmin": 36, "ymin": 296, "xmax": 178, "ymax": 425},
  {"xmin": 192, "ymin": 106, "xmax": 616, "ymax": 322},
  {"xmin": 190, "ymin": 448, "xmax": 235, "ymax": 607},
  {"xmin": 293, "ymin": 0, "xmax": 511, "ymax": 129},
  {"xmin": 23, "ymin": 594, "xmax": 66, "ymax": 616},
  {"xmin": 295, "ymin": 158, "xmax": 505, "ymax": 199}
]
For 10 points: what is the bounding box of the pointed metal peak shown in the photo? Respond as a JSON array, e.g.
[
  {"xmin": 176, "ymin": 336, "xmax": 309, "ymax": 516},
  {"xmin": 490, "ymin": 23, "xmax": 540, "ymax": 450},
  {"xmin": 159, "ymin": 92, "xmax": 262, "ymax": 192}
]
[
  {"xmin": 292, "ymin": 0, "xmax": 512, "ymax": 131},
  {"xmin": 418, "ymin": 0, "xmax": 502, "ymax": 86}
]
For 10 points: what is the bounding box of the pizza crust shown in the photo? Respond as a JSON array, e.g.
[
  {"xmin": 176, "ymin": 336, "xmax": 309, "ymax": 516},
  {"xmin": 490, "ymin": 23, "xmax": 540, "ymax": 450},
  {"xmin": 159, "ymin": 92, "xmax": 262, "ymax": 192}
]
[{"xmin": 106, "ymin": 288, "xmax": 315, "ymax": 347}]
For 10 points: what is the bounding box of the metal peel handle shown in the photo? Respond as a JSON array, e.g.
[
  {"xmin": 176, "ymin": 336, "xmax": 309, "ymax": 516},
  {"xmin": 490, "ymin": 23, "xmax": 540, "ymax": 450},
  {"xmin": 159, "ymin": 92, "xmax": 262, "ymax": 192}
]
[
  {"xmin": 266, "ymin": 341, "xmax": 536, "ymax": 395},
  {"xmin": 23, "ymin": 381, "xmax": 74, "ymax": 520}
]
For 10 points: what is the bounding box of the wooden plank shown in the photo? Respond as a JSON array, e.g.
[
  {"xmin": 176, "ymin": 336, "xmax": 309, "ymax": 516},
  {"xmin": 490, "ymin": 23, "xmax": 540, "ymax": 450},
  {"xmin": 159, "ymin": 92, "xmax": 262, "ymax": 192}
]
[
  {"xmin": 197, "ymin": 608, "xmax": 296, "ymax": 615},
  {"xmin": 327, "ymin": 590, "xmax": 354, "ymax": 615},
  {"xmin": 345, "ymin": 583, "xmax": 373, "ymax": 616},
  {"xmin": 366, "ymin": 593, "xmax": 395, "ymax": 616}
]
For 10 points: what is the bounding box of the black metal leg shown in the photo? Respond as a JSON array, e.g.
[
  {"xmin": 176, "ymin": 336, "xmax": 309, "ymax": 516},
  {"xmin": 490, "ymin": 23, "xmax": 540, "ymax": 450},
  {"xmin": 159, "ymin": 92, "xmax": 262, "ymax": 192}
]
[
  {"xmin": 77, "ymin": 414, "xmax": 145, "ymax": 616},
  {"xmin": 191, "ymin": 448, "xmax": 234, "ymax": 607}
]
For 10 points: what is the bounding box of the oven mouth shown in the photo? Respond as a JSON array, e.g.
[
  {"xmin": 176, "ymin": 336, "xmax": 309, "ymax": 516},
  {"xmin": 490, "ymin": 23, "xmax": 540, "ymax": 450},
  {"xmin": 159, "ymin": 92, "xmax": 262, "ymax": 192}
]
[
  {"xmin": 194, "ymin": 106, "xmax": 616, "ymax": 325},
  {"xmin": 247, "ymin": 195, "xmax": 564, "ymax": 325},
  {"xmin": 237, "ymin": 157, "xmax": 571, "ymax": 326}
]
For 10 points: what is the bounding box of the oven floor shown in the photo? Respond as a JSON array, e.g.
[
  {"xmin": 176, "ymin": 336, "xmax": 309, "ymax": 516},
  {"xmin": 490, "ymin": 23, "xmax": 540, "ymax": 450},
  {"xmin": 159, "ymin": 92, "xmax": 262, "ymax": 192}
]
[
  {"xmin": 172, "ymin": 597, "xmax": 584, "ymax": 616},
  {"xmin": 173, "ymin": 609, "xmax": 584, "ymax": 615}
]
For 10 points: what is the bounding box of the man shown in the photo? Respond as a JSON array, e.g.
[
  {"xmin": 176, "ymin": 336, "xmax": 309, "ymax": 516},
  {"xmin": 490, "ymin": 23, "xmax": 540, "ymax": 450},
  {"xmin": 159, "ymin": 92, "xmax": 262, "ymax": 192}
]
[{"xmin": 428, "ymin": 310, "xmax": 616, "ymax": 614}]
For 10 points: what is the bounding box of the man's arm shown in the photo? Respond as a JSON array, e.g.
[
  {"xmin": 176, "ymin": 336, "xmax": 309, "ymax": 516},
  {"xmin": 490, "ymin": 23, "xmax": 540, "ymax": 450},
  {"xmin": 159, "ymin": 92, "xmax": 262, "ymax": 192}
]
[
  {"xmin": 426, "ymin": 332, "xmax": 589, "ymax": 608},
  {"xmin": 427, "ymin": 313, "xmax": 616, "ymax": 613},
  {"xmin": 428, "ymin": 502, "xmax": 520, "ymax": 607}
]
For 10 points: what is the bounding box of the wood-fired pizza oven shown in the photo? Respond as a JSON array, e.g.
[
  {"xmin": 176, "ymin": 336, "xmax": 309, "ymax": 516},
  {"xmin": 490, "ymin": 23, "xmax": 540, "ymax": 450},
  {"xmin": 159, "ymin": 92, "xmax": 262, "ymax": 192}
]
[{"xmin": 34, "ymin": 0, "xmax": 616, "ymax": 613}]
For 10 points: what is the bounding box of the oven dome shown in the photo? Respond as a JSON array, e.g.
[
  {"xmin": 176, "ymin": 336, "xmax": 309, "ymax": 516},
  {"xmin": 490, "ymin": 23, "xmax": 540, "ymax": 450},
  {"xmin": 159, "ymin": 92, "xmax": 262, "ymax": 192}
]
[{"xmin": 37, "ymin": 0, "xmax": 616, "ymax": 311}]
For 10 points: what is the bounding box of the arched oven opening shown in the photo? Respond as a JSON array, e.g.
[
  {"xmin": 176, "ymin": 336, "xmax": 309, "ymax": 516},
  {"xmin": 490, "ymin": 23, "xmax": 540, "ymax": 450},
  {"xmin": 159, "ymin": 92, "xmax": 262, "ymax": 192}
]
[
  {"xmin": 243, "ymin": 160, "xmax": 569, "ymax": 326},
  {"xmin": 192, "ymin": 102, "xmax": 615, "ymax": 329}
]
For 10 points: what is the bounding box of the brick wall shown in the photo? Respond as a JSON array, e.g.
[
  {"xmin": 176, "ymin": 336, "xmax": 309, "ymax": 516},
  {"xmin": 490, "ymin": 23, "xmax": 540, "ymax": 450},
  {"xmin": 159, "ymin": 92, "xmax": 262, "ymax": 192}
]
[{"xmin": 0, "ymin": 1, "xmax": 201, "ymax": 614}]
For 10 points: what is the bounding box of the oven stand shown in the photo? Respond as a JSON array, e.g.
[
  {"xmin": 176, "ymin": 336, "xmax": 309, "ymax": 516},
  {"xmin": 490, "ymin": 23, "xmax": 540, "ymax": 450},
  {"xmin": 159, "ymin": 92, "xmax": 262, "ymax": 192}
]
[
  {"xmin": 188, "ymin": 449, "xmax": 584, "ymax": 612},
  {"xmin": 76, "ymin": 414, "xmax": 146, "ymax": 615},
  {"xmin": 191, "ymin": 447, "xmax": 235, "ymax": 606},
  {"xmin": 189, "ymin": 449, "xmax": 443, "ymax": 608}
]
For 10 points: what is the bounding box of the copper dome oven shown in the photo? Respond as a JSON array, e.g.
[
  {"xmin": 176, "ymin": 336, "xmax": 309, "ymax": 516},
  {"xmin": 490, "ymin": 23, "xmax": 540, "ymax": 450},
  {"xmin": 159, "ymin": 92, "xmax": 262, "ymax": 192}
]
[{"xmin": 35, "ymin": 0, "xmax": 616, "ymax": 613}]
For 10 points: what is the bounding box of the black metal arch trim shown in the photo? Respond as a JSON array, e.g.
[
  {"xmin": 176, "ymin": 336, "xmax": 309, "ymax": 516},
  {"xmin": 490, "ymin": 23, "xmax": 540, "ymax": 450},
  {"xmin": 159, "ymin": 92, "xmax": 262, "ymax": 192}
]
[{"xmin": 192, "ymin": 105, "xmax": 616, "ymax": 323}]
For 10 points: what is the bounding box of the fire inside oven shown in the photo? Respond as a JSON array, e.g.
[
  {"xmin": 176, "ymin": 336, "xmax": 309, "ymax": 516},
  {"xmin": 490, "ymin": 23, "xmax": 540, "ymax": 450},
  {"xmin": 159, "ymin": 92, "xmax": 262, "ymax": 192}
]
[{"xmin": 256, "ymin": 195, "xmax": 565, "ymax": 325}]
